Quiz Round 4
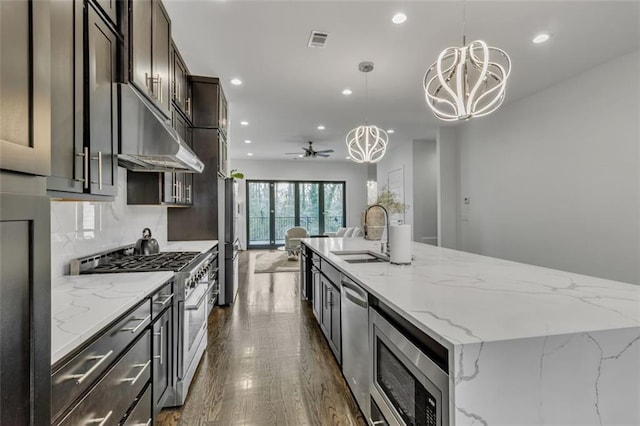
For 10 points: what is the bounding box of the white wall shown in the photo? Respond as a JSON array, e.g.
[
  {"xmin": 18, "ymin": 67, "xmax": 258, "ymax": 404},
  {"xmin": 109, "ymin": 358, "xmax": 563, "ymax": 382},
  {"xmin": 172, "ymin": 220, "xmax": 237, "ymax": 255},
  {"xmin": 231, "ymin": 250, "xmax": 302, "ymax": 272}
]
[
  {"xmin": 231, "ymin": 159, "xmax": 368, "ymax": 248},
  {"xmin": 376, "ymin": 139, "xmax": 414, "ymax": 227},
  {"xmin": 437, "ymin": 127, "xmax": 460, "ymax": 249},
  {"xmin": 51, "ymin": 167, "xmax": 168, "ymax": 278},
  {"xmin": 412, "ymin": 140, "xmax": 438, "ymax": 244},
  {"xmin": 454, "ymin": 50, "xmax": 640, "ymax": 284}
]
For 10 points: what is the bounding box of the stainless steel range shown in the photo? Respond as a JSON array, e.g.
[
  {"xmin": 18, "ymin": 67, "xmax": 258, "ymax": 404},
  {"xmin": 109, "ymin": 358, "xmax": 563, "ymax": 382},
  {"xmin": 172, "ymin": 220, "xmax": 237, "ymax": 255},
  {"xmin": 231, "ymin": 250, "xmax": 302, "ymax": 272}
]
[{"xmin": 70, "ymin": 245, "xmax": 219, "ymax": 406}]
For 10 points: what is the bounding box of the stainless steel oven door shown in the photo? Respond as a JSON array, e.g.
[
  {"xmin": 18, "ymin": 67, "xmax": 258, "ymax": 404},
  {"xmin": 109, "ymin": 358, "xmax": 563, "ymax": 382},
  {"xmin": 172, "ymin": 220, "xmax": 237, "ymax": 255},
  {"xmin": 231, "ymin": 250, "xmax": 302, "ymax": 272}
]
[
  {"xmin": 183, "ymin": 284, "xmax": 208, "ymax": 374},
  {"xmin": 370, "ymin": 308, "xmax": 449, "ymax": 426}
]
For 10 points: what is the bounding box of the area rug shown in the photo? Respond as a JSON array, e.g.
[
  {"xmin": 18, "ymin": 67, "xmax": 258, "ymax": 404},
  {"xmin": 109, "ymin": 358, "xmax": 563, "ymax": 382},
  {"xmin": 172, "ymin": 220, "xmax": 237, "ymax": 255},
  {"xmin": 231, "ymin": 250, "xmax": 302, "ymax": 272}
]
[{"xmin": 253, "ymin": 250, "xmax": 300, "ymax": 274}]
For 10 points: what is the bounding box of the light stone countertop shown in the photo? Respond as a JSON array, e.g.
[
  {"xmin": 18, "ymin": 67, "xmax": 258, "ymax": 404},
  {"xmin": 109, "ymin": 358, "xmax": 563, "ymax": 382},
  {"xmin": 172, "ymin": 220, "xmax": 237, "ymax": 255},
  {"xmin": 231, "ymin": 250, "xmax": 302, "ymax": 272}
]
[
  {"xmin": 51, "ymin": 271, "xmax": 174, "ymax": 365},
  {"xmin": 163, "ymin": 240, "xmax": 218, "ymax": 253},
  {"xmin": 302, "ymin": 238, "xmax": 640, "ymax": 347},
  {"xmin": 303, "ymin": 238, "xmax": 640, "ymax": 425}
]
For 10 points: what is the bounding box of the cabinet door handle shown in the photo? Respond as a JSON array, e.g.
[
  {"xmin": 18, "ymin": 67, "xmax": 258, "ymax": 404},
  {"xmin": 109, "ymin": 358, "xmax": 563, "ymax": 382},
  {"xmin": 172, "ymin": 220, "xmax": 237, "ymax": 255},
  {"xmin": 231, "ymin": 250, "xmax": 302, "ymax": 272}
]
[
  {"xmin": 122, "ymin": 315, "xmax": 150, "ymax": 333},
  {"xmin": 91, "ymin": 151, "xmax": 103, "ymax": 190},
  {"xmin": 67, "ymin": 350, "xmax": 114, "ymax": 385},
  {"xmin": 185, "ymin": 97, "xmax": 191, "ymax": 115},
  {"xmin": 87, "ymin": 410, "xmax": 113, "ymax": 425},
  {"xmin": 154, "ymin": 294, "xmax": 173, "ymax": 306},
  {"xmin": 76, "ymin": 147, "xmax": 89, "ymax": 189},
  {"xmin": 177, "ymin": 180, "xmax": 182, "ymax": 202},
  {"xmin": 122, "ymin": 360, "xmax": 151, "ymax": 385},
  {"xmin": 173, "ymin": 179, "xmax": 179, "ymax": 200},
  {"xmin": 145, "ymin": 72, "xmax": 151, "ymax": 89},
  {"xmin": 186, "ymin": 184, "xmax": 192, "ymax": 203},
  {"xmin": 157, "ymin": 74, "xmax": 162, "ymax": 103},
  {"xmin": 154, "ymin": 325, "xmax": 164, "ymax": 365}
]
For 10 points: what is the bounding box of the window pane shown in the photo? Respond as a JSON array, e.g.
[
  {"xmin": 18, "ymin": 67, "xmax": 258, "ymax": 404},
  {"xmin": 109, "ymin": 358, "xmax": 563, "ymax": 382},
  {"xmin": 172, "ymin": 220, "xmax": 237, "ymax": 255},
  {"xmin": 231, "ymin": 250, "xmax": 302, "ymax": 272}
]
[
  {"xmin": 274, "ymin": 182, "xmax": 295, "ymax": 244},
  {"xmin": 299, "ymin": 183, "xmax": 319, "ymax": 235},
  {"xmin": 323, "ymin": 183, "xmax": 344, "ymax": 233},
  {"xmin": 248, "ymin": 182, "xmax": 270, "ymax": 245}
]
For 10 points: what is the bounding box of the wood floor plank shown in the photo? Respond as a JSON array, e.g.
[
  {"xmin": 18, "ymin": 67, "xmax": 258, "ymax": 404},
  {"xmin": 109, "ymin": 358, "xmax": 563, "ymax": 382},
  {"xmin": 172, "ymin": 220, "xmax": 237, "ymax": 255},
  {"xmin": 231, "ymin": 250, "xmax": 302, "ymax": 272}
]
[{"xmin": 156, "ymin": 250, "xmax": 366, "ymax": 426}]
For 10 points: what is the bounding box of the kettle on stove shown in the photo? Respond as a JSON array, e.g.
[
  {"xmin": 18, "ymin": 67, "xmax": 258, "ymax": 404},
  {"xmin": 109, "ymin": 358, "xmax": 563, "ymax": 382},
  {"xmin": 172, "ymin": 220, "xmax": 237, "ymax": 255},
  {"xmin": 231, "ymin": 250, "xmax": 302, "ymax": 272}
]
[{"xmin": 134, "ymin": 228, "xmax": 160, "ymax": 255}]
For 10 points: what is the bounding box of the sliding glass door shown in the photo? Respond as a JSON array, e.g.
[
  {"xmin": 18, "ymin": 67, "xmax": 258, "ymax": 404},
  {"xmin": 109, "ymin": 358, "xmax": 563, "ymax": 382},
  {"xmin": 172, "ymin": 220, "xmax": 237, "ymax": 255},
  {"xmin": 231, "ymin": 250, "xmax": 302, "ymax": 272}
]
[{"xmin": 247, "ymin": 180, "xmax": 346, "ymax": 248}]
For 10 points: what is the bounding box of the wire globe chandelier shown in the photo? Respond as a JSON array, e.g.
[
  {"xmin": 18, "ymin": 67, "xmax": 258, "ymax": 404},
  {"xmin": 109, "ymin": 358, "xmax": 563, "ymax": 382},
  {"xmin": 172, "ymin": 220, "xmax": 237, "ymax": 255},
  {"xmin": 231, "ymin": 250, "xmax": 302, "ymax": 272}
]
[
  {"xmin": 346, "ymin": 62, "xmax": 388, "ymax": 164},
  {"xmin": 423, "ymin": 3, "xmax": 511, "ymax": 121}
]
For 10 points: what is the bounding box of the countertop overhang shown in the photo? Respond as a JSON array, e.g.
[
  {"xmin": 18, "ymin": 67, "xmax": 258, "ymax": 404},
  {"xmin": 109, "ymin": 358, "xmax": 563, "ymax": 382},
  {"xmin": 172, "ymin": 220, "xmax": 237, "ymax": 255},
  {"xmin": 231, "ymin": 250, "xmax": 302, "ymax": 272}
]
[{"xmin": 302, "ymin": 238, "xmax": 640, "ymax": 348}]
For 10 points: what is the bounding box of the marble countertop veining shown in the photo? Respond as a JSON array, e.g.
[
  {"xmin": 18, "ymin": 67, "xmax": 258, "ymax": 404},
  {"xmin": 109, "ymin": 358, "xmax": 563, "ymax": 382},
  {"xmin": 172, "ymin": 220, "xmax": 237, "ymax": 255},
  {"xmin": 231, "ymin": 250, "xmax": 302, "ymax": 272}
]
[
  {"xmin": 302, "ymin": 238, "xmax": 640, "ymax": 348},
  {"xmin": 51, "ymin": 271, "xmax": 174, "ymax": 365},
  {"xmin": 163, "ymin": 240, "xmax": 218, "ymax": 253}
]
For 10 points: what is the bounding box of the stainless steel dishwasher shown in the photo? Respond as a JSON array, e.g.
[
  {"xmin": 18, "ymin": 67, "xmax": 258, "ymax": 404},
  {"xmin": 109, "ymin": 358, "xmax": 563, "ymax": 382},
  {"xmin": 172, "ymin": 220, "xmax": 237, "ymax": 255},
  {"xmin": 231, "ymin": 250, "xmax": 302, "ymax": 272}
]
[{"xmin": 341, "ymin": 276, "xmax": 370, "ymax": 419}]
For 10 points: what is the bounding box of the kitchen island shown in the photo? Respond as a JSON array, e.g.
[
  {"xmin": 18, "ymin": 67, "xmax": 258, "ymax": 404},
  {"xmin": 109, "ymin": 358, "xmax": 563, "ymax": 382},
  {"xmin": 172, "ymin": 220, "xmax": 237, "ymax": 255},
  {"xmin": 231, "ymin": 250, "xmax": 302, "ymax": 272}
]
[{"xmin": 302, "ymin": 238, "xmax": 640, "ymax": 425}]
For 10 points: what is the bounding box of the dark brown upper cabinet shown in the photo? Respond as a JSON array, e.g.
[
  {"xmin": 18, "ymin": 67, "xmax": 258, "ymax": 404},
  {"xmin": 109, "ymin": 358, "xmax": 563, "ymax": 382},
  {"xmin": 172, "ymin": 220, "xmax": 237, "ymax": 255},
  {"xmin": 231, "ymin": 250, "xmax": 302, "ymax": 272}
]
[
  {"xmin": 48, "ymin": 0, "xmax": 119, "ymax": 199},
  {"xmin": 87, "ymin": 3, "xmax": 119, "ymax": 196},
  {"xmin": 130, "ymin": 0, "xmax": 171, "ymax": 117},
  {"xmin": 171, "ymin": 42, "xmax": 192, "ymax": 122},
  {"xmin": 191, "ymin": 76, "xmax": 228, "ymax": 137},
  {"xmin": 0, "ymin": 0, "xmax": 51, "ymax": 177},
  {"xmin": 92, "ymin": 0, "xmax": 118, "ymax": 28}
]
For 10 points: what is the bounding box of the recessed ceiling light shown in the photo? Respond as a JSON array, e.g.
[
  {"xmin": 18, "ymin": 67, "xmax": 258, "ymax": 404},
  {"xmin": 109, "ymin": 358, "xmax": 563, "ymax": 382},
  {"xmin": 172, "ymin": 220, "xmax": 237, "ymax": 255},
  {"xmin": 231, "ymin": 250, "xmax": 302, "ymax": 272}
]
[
  {"xmin": 231, "ymin": 78, "xmax": 242, "ymax": 85},
  {"xmin": 298, "ymin": 154, "xmax": 304, "ymax": 158},
  {"xmin": 317, "ymin": 125, "xmax": 325, "ymax": 130},
  {"xmin": 345, "ymin": 156, "xmax": 351, "ymax": 160},
  {"xmin": 342, "ymin": 89, "xmax": 353, "ymax": 95},
  {"xmin": 247, "ymin": 153, "xmax": 253, "ymax": 156},
  {"xmin": 240, "ymin": 121, "xmax": 249, "ymax": 126},
  {"xmin": 533, "ymin": 33, "xmax": 550, "ymax": 44},
  {"xmin": 392, "ymin": 13, "xmax": 407, "ymax": 25},
  {"xmin": 244, "ymin": 140, "xmax": 251, "ymax": 144},
  {"xmin": 387, "ymin": 129, "xmax": 395, "ymax": 134}
]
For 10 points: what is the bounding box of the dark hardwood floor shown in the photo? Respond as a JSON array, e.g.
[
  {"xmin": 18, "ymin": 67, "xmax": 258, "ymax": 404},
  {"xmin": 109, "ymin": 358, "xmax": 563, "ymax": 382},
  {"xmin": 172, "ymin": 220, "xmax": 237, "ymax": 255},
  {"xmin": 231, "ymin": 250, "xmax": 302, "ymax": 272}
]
[{"xmin": 156, "ymin": 251, "xmax": 366, "ymax": 426}]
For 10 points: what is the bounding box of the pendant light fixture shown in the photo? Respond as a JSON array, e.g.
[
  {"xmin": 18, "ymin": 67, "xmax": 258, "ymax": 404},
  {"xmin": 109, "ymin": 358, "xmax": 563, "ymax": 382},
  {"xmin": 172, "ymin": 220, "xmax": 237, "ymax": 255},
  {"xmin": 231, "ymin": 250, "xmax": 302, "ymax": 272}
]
[
  {"xmin": 346, "ymin": 61, "xmax": 388, "ymax": 164},
  {"xmin": 423, "ymin": 2, "xmax": 511, "ymax": 121}
]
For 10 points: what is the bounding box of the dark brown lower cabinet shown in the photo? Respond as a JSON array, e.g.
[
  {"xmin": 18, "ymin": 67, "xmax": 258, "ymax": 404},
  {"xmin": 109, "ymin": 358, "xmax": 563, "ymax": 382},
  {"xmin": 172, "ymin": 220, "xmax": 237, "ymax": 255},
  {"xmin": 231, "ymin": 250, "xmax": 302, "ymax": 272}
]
[
  {"xmin": 153, "ymin": 306, "xmax": 173, "ymax": 416},
  {"xmin": 0, "ymin": 190, "xmax": 51, "ymax": 425}
]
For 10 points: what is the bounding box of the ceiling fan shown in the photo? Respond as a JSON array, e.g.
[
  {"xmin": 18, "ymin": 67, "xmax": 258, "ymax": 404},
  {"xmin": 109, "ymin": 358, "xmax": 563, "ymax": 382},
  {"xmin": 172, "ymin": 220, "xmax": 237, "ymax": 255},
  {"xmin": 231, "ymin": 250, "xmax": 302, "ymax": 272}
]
[{"xmin": 285, "ymin": 141, "xmax": 334, "ymax": 158}]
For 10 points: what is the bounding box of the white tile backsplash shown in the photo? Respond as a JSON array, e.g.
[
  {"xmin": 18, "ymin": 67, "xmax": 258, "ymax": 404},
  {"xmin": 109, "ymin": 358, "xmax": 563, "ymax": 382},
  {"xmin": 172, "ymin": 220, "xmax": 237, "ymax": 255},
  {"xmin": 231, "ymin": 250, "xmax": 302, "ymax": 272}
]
[{"xmin": 51, "ymin": 167, "xmax": 168, "ymax": 278}]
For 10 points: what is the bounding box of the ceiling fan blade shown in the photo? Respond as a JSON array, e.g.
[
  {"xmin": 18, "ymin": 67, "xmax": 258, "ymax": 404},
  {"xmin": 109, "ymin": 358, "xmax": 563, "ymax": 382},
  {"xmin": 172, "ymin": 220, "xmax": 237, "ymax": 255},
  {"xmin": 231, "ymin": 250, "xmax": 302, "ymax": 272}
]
[
  {"xmin": 285, "ymin": 152, "xmax": 302, "ymax": 155},
  {"xmin": 315, "ymin": 149, "xmax": 335, "ymax": 153},
  {"xmin": 316, "ymin": 153, "xmax": 331, "ymax": 158}
]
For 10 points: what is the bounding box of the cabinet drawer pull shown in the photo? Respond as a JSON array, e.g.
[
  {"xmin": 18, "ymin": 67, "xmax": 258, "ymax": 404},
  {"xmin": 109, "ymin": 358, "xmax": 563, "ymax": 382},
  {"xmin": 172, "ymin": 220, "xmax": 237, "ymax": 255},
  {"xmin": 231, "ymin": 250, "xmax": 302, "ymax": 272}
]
[
  {"xmin": 91, "ymin": 151, "xmax": 103, "ymax": 190},
  {"xmin": 67, "ymin": 350, "xmax": 114, "ymax": 385},
  {"xmin": 122, "ymin": 315, "xmax": 150, "ymax": 333},
  {"xmin": 154, "ymin": 325, "xmax": 164, "ymax": 365},
  {"xmin": 87, "ymin": 410, "xmax": 113, "ymax": 425},
  {"xmin": 133, "ymin": 420, "xmax": 152, "ymax": 426},
  {"xmin": 154, "ymin": 294, "xmax": 173, "ymax": 306},
  {"xmin": 122, "ymin": 360, "xmax": 151, "ymax": 385},
  {"xmin": 76, "ymin": 148, "xmax": 89, "ymax": 189}
]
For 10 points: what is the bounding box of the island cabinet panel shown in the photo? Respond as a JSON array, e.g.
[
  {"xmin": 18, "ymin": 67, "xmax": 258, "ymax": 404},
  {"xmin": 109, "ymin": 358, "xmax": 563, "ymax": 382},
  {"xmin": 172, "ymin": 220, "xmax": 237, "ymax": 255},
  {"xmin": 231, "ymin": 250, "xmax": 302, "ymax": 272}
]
[
  {"xmin": 311, "ymin": 262, "xmax": 322, "ymax": 321},
  {"xmin": 0, "ymin": 0, "xmax": 51, "ymax": 176},
  {"xmin": 122, "ymin": 384, "xmax": 152, "ymax": 426},
  {"xmin": 0, "ymin": 193, "xmax": 51, "ymax": 425}
]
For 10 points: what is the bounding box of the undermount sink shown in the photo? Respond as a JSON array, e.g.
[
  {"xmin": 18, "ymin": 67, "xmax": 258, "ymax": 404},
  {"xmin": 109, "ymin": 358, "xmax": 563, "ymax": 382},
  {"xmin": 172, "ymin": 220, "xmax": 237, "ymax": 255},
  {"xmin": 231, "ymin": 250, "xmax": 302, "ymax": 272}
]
[{"xmin": 330, "ymin": 250, "xmax": 389, "ymax": 264}]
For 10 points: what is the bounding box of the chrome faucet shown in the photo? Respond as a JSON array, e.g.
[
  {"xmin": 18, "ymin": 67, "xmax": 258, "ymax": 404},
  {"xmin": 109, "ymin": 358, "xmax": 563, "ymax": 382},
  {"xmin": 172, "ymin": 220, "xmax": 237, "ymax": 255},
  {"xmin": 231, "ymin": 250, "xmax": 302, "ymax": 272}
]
[{"xmin": 364, "ymin": 204, "xmax": 390, "ymax": 256}]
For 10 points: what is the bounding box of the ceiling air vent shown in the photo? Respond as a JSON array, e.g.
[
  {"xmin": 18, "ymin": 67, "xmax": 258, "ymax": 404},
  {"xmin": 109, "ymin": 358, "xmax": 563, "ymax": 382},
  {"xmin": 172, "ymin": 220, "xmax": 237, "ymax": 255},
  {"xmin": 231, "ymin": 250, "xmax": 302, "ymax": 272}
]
[{"xmin": 308, "ymin": 31, "xmax": 329, "ymax": 48}]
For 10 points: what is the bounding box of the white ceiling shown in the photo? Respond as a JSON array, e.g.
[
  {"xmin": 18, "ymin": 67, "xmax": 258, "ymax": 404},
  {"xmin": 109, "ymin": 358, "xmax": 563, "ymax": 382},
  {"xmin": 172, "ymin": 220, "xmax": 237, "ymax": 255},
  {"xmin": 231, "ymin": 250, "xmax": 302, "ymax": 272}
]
[{"xmin": 164, "ymin": 1, "xmax": 640, "ymax": 162}]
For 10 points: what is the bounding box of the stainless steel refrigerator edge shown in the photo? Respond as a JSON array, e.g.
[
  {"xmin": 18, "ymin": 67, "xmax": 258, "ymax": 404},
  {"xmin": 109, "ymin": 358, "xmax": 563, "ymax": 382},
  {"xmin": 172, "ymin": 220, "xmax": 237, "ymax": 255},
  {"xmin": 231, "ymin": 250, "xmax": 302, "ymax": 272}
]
[{"xmin": 219, "ymin": 178, "xmax": 239, "ymax": 305}]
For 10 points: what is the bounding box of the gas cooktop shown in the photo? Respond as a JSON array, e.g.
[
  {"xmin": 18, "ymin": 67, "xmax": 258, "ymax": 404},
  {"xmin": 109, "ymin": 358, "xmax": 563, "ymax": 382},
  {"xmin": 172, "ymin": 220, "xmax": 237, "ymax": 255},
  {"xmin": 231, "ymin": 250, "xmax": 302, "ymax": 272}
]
[{"xmin": 81, "ymin": 251, "xmax": 201, "ymax": 274}]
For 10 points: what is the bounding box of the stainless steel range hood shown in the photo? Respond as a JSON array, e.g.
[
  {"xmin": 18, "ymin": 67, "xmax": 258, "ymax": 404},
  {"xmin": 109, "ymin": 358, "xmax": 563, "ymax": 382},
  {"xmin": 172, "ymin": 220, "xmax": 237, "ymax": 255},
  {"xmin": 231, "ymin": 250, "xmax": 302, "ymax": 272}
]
[{"xmin": 118, "ymin": 84, "xmax": 204, "ymax": 173}]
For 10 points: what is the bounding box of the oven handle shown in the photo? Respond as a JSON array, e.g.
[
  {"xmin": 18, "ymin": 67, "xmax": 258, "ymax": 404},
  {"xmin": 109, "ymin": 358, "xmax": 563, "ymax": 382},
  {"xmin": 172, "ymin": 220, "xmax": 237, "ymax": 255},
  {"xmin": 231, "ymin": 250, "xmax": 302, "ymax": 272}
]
[{"xmin": 185, "ymin": 288, "xmax": 208, "ymax": 311}]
